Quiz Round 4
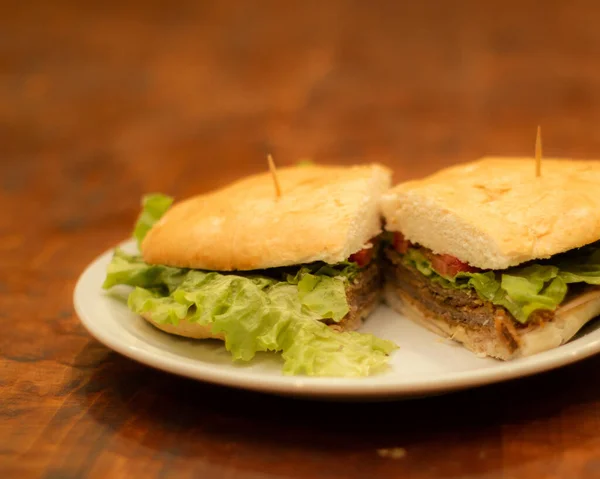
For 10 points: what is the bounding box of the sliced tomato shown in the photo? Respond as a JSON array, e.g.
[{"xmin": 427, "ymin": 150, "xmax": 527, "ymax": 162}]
[
  {"xmin": 392, "ymin": 232, "xmax": 412, "ymax": 254},
  {"xmin": 349, "ymin": 247, "xmax": 374, "ymax": 267},
  {"xmin": 430, "ymin": 253, "xmax": 479, "ymax": 278}
]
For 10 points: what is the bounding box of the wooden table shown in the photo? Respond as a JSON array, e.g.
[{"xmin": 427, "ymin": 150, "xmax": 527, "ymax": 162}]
[{"xmin": 3, "ymin": 1, "xmax": 600, "ymax": 477}]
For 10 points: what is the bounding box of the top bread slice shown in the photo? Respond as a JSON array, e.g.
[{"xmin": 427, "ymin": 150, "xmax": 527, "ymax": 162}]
[
  {"xmin": 381, "ymin": 157, "xmax": 600, "ymax": 270},
  {"xmin": 142, "ymin": 163, "xmax": 392, "ymax": 270}
]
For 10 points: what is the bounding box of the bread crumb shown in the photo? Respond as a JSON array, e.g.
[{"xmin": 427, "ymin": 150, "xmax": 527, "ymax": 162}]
[{"xmin": 377, "ymin": 447, "xmax": 407, "ymax": 459}]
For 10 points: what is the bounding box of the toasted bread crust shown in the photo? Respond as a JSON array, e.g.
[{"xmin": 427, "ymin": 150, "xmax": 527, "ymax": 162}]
[
  {"xmin": 142, "ymin": 164, "xmax": 391, "ymax": 270},
  {"xmin": 382, "ymin": 157, "xmax": 600, "ymax": 269}
]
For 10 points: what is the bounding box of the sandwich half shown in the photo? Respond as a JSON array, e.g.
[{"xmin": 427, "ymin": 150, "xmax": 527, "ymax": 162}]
[
  {"xmin": 381, "ymin": 157, "xmax": 600, "ymax": 360},
  {"xmin": 103, "ymin": 163, "xmax": 397, "ymax": 376}
]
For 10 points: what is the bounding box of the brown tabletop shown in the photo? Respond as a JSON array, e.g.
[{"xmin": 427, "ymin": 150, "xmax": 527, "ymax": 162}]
[{"xmin": 3, "ymin": 1, "xmax": 600, "ymax": 478}]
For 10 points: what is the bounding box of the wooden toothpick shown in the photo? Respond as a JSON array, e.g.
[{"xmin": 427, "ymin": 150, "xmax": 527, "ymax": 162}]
[
  {"xmin": 535, "ymin": 125, "xmax": 542, "ymax": 177},
  {"xmin": 267, "ymin": 154, "xmax": 282, "ymax": 198}
]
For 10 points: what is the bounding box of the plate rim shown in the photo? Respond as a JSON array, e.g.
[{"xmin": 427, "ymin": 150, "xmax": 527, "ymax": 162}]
[{"xmin": 73, "ymin": 242, "xmax": 600, "ymax": 398}]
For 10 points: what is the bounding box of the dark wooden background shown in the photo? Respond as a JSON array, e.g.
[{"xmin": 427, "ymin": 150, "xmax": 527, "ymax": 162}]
[{"xmin": 2, "ymin": 1, "xmax": 600, "ymax": 478}]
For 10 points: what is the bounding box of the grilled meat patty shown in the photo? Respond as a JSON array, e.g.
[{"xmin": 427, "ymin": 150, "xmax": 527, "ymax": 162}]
[
  {"xmin": 383, "ymin": 247, "xmax": 554, "ymax": 327},
  {"xmin": 325, "ymin": 260, "xmax": 382, "ymax": 331},
  {"xmin": 383, "ymin": 247, "xmax": 552, "ymax": 353}
]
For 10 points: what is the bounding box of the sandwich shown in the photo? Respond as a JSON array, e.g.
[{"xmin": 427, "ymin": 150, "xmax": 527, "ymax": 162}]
[
  {"xmin": 381, "ymin": 157, "xmax": 600, "ymax": 359},
  {"xmin": 102, "ymin": 163, "xmax": 397, "ymax": 376}
]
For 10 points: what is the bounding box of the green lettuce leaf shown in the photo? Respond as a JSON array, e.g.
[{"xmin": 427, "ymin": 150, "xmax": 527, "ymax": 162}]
[
  {"xmin": 400, "ymin": 243, "xmax": 600, "ymax": 323},
  {"xmin": 102, "ymin": 248, "xmax": 186, "ymax": 292},
  {"xmin": 105, "ymin": 250, "xmax": 396, "ymax": 377},
  {"xmin": 558, "ymin": 249, "xmax": 600, "ymax": 284},
  {"xmin": 498, "ymin": 266, "xmax": 566, "ymax": 320},
  {"xmin": 462, "ymin": 271, "xmax": 499, "ymax": 298},
  {"xmin": 403, "ymin": 249, "xmax": 435, "ymax": 277},
  {"xmin": 287, "ymin": 268, "xmax": 349, "ymax": 321},
  {"xmin": 133, "ymin": 193, "xmax": 173, "ymax": 248}
]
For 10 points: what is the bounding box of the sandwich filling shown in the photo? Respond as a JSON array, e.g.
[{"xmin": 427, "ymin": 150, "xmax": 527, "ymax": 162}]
[
  {"xmin": 384, "ymin": 232, "xmax": 600, "ymax": 354},
  {"xmin": 103, "ymin": 194, "xmax": 395, "ymax": 377}
]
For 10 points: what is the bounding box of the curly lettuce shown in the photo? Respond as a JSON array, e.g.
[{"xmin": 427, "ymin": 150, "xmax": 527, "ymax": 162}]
[
  {"xmin": 104, "ymin": 250, "xmax": 395, "ymax": 376},
  {"xmin": 133, "ymin": 193, "xmax": 173, "ymax": 248}
]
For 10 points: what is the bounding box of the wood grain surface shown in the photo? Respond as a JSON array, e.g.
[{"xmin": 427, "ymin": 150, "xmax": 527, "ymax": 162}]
[{"xmin": 2, "ymin": 1, "xmax": 600, "ymax": 478}]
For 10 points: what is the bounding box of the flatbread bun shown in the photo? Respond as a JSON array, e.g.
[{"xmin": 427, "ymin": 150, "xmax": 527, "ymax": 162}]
[
  {"xmin": 142, "ymin": 163, "xmax": 391, "ymax": 270},
  {"xmin": 381, "ymin": 157, "xmax": 600, "ymax": 269},
  {"xmin": 384, "ymin": 284, "xmax": 600, "ymax": 360},
  {"xmin": 142, "ymin": 313, "xmax": 224, "ymax": 340}
]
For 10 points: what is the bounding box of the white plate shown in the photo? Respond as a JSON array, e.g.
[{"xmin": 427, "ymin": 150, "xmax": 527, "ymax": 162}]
[{"xmin": 74, "ymin": 241, "xmax": 600, "ymax": 399}]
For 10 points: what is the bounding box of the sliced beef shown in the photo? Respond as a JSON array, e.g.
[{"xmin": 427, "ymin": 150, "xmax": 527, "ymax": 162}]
[
  {"xmin": 346, "ymin": 260, "xmax": 382, "ymax": 317},
  {"xmin": 383, "ymin": 248, "xmax": 552, "ymax": 331},
  {"xmin": 325, "ymin": 261, "xmax": 382, "ymax": 331}
]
